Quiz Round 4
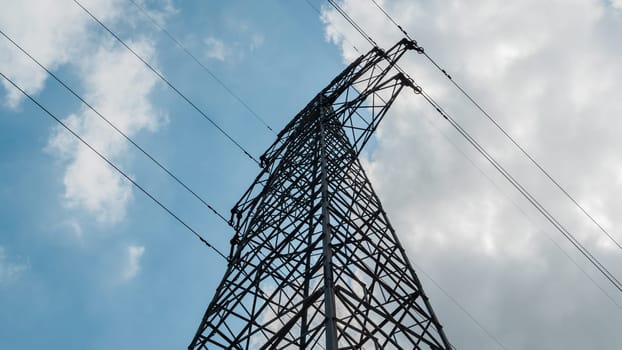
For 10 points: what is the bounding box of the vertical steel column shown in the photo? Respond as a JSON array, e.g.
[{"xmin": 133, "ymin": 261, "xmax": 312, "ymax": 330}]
[
  {"xmin": 319, "ymin": 98, "xmax": 338, "ymax": 350},
  {"xmin": 299, "ymin": 126, "xmax": 321, "ymax": 349}
]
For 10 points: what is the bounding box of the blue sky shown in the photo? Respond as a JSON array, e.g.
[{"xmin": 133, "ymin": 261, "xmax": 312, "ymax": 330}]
[
  {"xmin": 0, "ymin": 1, "xmax": 347, "ymax": 348},
  {"xmin": 2, "ymin": 0, "xmax": 622, "ymax": 349}
]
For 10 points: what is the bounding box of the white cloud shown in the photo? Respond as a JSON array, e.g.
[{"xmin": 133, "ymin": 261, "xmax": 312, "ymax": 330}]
[
  {"xmin": 131, "ymin": 0, "xmax": 177, "ymax": 27},
  {"xmin": 322, "ymin": 0, "xmax": 622, "ymax": 348},
  {"xmin": 0, "ymin": 0, "xmax": 122, "ymax": 108},
  {"xmin": 0, "ymin": 245, "xmax": 27, "ymax": 285},
  {"xmin": 613, "ymin": 0, "xmax": 622, "ymax": 10},
  {"xmin": 205, "ymin": 36, "xmax": 228, "ymax": 61},
  {"xmin": 47, "ymin": 40, "xmax": 165, "ymax": 224},
  {"xmin": 204, "ymin": 31, "xmax": 265, "ymax": 62},
  {"xmin": 122, "ymin": 244, "xmax": 145, "ymax": 281},
  {"xmin": 1, "ymin": 1, "xmax": 169, "ymax": 226}
]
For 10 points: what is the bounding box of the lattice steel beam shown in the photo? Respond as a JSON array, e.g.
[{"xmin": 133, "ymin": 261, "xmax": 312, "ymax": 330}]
[{"xmin": 189, "ymin": 39, "xmax": 451, "ymax": 350}]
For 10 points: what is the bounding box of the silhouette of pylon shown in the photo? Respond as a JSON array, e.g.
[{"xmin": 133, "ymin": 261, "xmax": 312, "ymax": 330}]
[{"xmin": 189, "ymin": 39, "xmax": 451, "ymax": 350}]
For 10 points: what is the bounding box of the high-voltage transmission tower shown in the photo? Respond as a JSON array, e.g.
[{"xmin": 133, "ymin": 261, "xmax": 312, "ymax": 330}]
[{"xmin": 189, "ymin": 39, "xmax": 452, "ymax": 350}]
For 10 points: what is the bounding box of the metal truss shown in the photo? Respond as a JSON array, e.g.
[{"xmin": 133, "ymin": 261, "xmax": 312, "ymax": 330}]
[{"xmin": 189, "ymin": 39, "xmax": 451, "ymax": 350}]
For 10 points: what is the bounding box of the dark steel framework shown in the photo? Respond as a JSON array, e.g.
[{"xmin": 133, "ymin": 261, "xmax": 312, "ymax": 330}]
[{"xmin": 189, "ymin": 39, "xmax": 451, "ymax": 350}]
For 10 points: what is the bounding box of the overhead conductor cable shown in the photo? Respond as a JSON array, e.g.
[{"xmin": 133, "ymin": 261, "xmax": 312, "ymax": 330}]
[
  {"xmin": 73, "ymin": 0, "xmax": 261, "ymax": 166},
  {"xmin": 369, "ymin": 0, "xmax": 622, "ymax": 251},
  {"xmin": 0, "ymin": 28, "xmax": 230, "ymax": 226},
  {"xmin": 126, "ymin": 0, "xmax": 276, "ymax": 135},
  {"xmin": 0, "ymin": 72, "xmax": 229, "ymax": 261},
  {"xmin": 327, "ymin": 0, "xmax": 622, "ymax": 294},
  {"xmin": 418, "ymin": 88, "xmax": 622, "ymax": 293}
]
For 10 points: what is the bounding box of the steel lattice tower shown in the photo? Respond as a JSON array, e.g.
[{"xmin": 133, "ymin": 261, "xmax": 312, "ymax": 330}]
[{"xmin": 189, "ymin": 39, "xmax": 452, "ymax": 350}]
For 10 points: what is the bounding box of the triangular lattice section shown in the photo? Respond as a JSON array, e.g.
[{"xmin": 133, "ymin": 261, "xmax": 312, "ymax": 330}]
[{"xmin": 189, "ymin": 40, "xmax": 451, "ymax": 350}]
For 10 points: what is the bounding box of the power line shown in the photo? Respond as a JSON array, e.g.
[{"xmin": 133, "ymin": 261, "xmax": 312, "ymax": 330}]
[
  {"xmin": 0, "ymin": 71, "xmax": 229, "ymax": 261},
  {"xmin": 327, "ymin": 0, "xmax": 622, "ymax": 293},
  {"xmin": 72, "ymin": 0, "xmax": 260, "ymax": 166},
  {"xmin": 412, "ymin": 262, "xmax": 509, "ymax": 350},
  {"xmin": 327, "ymin": 0, "xmax": 377, "ymax": 48},
  {"xmin": 417, "ymin": 88, "xmax": 622, "ymax": 293},
  {"xmin": 126, "ymin": 0, "xmax": 276, "ymax": 135},
  {"xmin": 368, "ymin": 0, "xmax": 622, "ymax": 251},
  {"xmin": 325, "ymin": 1, "xmax": 622, "ymax": 338},
  {"xmin": 0, "ymin": 28, "xmax": 230, "ymax": 227},
  {"xmin": 416, "ymin": 94, "xmax": 622, "ymax": 310},
  {"xmin": 316, "ymin": 2, "xmax": 504, "ymax": 347},
  {"xmin": 316, "ymin": 2, "xmax": 515, "ymax": 347},
  {"xmin": 302, "ymin": 0, "xmax": 362, "ymax": 55},
  {"xmin": 368, "ymin": 0, "xmax": 407, "ymax": 38}
]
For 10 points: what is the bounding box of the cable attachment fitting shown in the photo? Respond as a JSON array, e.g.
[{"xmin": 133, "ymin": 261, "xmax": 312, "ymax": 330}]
[
  {"xmin": 403, "ymin": 38, "xmax": 424, "ymax": 54},
  {"xmin": 403, "ymin": 38, "xmax": 418, "ymax": 50},
  {"xmin": 230, "ymin": 234, "xmax": 240, "ymax": 246},
  {"xmin": 230, "ymin": 207, "xmax": 243, "ymax": 228},
  {"xmin": 396, "ymin": 72, "xmax": 421, "ymax": 94},
  {"xmin": 259, "ymin": 154, "xmax": 271, "ymax": 168}
]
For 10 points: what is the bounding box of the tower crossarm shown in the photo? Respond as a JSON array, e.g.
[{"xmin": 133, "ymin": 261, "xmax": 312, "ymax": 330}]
[{"xmin": 260, "ymin": 38, "xmax": 416, "ymax": 168}]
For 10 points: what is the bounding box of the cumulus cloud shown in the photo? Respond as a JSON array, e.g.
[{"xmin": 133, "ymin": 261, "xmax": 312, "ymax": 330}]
[
  {"xmin": 131, "ymin": 0, "xmax": 177, "ymax": 27},
  {"xmin": 47, "ymin": 40, "xmax": 165, "ymax": 224},
  {"xmin": 0, "ymin": 0, "xmax": 122, "ymax": 108},
  {"xmin": 1, "ymin": 0, "xmax": 169, "ymax": 226},
  {"xmin": 122, "ymin": 244, "xmax": 145, "ymax": 281},
  {"xmin": 322, "ymin": 0, "xmax": 622, "ymax": 348},
  {"xmin": 0, "ymin": 245, "xmax": 27, "ymax": 285}
]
